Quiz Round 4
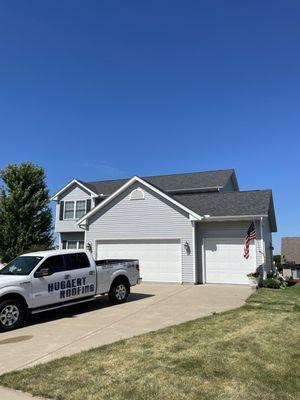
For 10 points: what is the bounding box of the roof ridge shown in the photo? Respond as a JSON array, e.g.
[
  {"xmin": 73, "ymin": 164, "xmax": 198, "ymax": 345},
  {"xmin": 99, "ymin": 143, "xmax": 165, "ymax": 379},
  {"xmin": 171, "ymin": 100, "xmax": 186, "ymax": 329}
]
[
  {"xmin": 86, "ymin": 169, "xmax": 235, "ymax": 185},
  {"xmin": 87, "ymin": 177, "xmax": 129, "ymax": 184},
  {"xmin": 142, "ymin": 168, "xmax": 234, "ymax": 179}
]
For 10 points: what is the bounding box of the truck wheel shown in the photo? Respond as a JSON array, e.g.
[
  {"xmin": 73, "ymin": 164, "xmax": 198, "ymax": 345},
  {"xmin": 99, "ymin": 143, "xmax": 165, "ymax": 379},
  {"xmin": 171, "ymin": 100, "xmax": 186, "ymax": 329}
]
[
  {"xmin": 109, "ymin": 280, "xmax": 130, "ymax": 304},
  {"xmin": 0, "ymin": 299, "xmax": 26, "ymax": 332}
]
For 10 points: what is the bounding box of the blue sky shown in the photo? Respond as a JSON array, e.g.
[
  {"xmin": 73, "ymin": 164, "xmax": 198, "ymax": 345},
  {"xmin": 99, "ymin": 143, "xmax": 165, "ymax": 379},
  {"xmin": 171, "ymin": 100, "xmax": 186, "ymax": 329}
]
[{"xmin": 0, "ymin": 1, "xmax": 299, "ymax": 252}]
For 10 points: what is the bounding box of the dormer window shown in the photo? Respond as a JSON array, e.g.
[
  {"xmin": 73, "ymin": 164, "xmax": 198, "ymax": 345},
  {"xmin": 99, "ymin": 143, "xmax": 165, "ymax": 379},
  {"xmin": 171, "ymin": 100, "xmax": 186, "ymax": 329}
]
[
  {"xmin": 63, "ymin": 200, "xmax": 86, "ymax": 220},
  {"xmin": 76, "ymin": 201, "xmax": 86, "ymax": 219},
  {"xmin": 64, "ymin": 201, "xmax": 75, "ymax": 219},
  {"xmin": 130, "ymin": 188, "xmax": 145, "ymax": 200}
]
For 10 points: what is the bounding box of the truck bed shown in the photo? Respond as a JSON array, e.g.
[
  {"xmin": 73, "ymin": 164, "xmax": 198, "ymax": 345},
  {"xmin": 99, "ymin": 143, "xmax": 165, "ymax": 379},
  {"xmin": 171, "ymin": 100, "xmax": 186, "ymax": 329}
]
[{"xmin": 96, "ymin": 259, "xmax": 139, "ymax": 266}]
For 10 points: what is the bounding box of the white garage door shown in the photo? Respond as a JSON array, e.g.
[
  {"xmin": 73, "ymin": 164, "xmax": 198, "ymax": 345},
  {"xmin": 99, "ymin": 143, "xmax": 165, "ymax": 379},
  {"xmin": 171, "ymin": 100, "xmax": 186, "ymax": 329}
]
[
  {"xmin": 96, "ymin": 239, "xmax": 181, "ymax": 282},
  {"xmin": 204, "ymin": 238, "xmax": 256, "ymax": 284}
]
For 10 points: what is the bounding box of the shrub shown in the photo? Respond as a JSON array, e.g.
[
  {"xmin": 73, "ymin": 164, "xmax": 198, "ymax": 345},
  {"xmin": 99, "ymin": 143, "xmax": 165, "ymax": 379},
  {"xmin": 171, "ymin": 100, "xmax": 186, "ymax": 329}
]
[
  {"xmin": 263, "ymin": 278, "xmax": 286, "ymax": 289},
  {"xmin": 247, "ymin": 272, "xmax": 259, "ymax": 278}
]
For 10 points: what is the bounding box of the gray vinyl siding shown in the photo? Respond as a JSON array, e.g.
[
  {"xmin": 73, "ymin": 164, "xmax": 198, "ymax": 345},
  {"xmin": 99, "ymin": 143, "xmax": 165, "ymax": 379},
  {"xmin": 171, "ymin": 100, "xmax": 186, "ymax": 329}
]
[
  {"xmin": 85, "ymin": 183, "xmax": 195, "ymax": 283},
  {"xmin": 196, "ymin": 219, "xmax": 267, "ymax": 283},
  {"xmin": 55, "ymin": 184, "xmax": 93, "ymax": 233}
]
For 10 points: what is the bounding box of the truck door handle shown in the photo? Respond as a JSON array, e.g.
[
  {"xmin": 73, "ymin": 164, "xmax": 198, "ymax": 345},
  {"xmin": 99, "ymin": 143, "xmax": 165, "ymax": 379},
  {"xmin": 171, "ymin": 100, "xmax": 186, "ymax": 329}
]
[
  {"xmin": 64, "ymin": 274, "xmax": 71, "ymax": 279},
  {"xmin": 89, "ymin": 270, "xmax": 95, "ymax": 275}
]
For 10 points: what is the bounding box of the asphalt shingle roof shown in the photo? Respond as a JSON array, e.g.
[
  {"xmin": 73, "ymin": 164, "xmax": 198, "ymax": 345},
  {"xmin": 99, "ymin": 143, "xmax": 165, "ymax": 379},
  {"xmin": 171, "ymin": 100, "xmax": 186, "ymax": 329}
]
[
  {"xmin": 172, "ymin": 190, "xmax": 276, "ymax": 232},
  {"xmin": 73, "ymin": 169, "xmax": 276, "ymax": 232},
  {"xmin": 85, "ymin": 169, "xmax": 236, "ymax": 195}
]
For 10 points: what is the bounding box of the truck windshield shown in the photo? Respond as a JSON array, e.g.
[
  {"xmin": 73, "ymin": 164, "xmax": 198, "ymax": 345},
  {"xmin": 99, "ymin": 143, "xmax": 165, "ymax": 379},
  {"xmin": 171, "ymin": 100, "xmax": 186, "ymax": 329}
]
[{"xmin": 0, "ymin": 256, "xmax": 43, "ymax": 276}]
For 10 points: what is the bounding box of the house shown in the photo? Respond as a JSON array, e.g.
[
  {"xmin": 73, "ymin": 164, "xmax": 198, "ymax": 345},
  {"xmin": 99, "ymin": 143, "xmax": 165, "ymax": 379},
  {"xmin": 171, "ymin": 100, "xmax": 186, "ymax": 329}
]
[
  {"xmin": 281, "ymin": 237, "xmax": 300, "ymax": 278},
  {"xmin": 51, "ymin": 169, "xmax": 277, "ymax": 285}
]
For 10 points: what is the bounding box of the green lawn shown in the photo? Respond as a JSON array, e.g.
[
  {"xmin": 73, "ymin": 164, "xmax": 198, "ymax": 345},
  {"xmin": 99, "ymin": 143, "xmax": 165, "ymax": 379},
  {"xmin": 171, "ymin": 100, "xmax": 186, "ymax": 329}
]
[
  {"xmin": 1, "ymin": 285, "xmax": 299, "ymax": 400},
  {"xmin": 246, "ymin": 282, "xmax": 300, "ymax": 308}
]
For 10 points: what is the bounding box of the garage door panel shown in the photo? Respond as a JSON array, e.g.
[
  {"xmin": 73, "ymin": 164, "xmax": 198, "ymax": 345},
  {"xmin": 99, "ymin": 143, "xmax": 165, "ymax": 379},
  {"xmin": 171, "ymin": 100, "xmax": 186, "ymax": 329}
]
[
  {"xmin": 97, "ymin": 239, "xmax": 181, "ymax": 282},
  {"xmin": 205, "ymin": 238, "xmax": 255, "ymax": 284}
]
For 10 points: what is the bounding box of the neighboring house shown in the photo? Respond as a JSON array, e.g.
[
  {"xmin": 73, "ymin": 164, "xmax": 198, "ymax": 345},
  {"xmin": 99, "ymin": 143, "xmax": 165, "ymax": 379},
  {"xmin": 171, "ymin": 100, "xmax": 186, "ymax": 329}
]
[
  {"xmin": 51, "ymin": 169, "xmax": 276, "ymax": 285},
  {"xmin": 281, "ymin": 237, "xmax": 300, "ymax": 278}
]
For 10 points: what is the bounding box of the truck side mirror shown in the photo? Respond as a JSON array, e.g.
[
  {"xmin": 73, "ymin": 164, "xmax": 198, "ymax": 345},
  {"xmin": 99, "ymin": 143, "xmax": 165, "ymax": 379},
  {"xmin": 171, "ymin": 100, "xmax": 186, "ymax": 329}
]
[{"xmin": 34, "ymin": 268, "xmax": 52, "ymax": 278}]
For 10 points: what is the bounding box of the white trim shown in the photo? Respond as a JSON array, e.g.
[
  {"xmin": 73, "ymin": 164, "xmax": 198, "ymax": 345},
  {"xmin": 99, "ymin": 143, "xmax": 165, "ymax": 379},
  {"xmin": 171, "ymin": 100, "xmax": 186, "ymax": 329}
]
[
  {"xmin": 260, "ymin": 217, "xmax": 266, "ymax": 275},
  {"xmin": 67, "ymin": 240, "xmax": 78, "ymax": 249},
  {"xmin": 95, "ymin": 237, "xmax": 182, "ymax": 283},
  {"xmin": 63, "ymin": 200, "xmax": 87, "ymax": 221},
  {"xmin": 95, "ymin": 236, "xmax": 183, "ymax": 242},
  {"xmin": 58, "ymin": 233, "xmax": 62, "ymax": 250},
  {"xmin": 75, "ymin": 200, "xmax": 87, "ymax": 220},
  {"xmin": 62, "ymin": 240, "xmax": 85, "ymax": 250},
  {"xmin": 253, "ymin": 219, "xmax": 258, "ymax": 273},
  {"xmin": 192, "ymin": 221, "xmax": 197, "ymax": 284},
  {"xmin": 203, "ymin": 237, "xmax": 256, "ymax": 284},
  {"xmin": 201, "ymin": 239, "xmax": 206, "ymax": 284},
  {"xmin": 63, "ymin": 201, "xmax": 75, "ymax": 220},
  {"xmin": 77, "ymin": 176, "xmax": 203, "ymax": 225},
  {"xmin": 50, "ymin": 179, "xmax": 98, "ymax": 201},
  {"xmin": 202, "ymin": 215, "xmax": 268, "ymax": 222}
]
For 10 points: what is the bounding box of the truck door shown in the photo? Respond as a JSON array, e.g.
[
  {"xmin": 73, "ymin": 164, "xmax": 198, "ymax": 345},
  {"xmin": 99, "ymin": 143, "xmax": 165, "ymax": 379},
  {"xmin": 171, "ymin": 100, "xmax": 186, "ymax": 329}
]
[
  {"xmin": 32, "ymin": 255, "xmax": 66, "ymax": 308},
  {"xmin": 62, "ymin": 252, "xmax": 96, "ymax": 301}
]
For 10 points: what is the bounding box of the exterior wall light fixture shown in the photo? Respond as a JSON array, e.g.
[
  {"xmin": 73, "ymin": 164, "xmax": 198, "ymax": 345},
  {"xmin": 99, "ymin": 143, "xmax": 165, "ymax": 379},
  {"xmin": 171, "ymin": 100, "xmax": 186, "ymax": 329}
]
[{"xmin": 184, "ymin": 241, "xmax": 191, "ymax": 255}]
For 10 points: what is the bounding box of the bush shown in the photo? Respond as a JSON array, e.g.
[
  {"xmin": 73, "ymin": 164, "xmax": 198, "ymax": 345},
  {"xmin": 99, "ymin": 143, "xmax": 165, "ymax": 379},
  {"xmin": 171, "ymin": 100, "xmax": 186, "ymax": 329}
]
[
  {"xmin": 263, "ymin": 278, "xmax": 286, "ymax": 289},
  {"xmin": 247, "ymin": 272, "xmax": 259, "ymax": 278}
]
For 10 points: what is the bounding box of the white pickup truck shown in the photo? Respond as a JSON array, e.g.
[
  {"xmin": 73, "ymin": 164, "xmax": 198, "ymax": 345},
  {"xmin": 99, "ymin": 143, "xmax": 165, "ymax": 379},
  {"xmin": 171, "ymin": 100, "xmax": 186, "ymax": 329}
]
[{"xmin": 0, "ymin": 250, "xmax": 141, "ymax": 332}]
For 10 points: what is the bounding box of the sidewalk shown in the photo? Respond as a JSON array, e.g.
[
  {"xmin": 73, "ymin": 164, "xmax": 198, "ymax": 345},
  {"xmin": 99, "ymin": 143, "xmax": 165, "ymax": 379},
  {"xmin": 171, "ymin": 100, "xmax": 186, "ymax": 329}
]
[{"xmin": 0, "ymin": 386, "xmax": 48, "ymax": 400}]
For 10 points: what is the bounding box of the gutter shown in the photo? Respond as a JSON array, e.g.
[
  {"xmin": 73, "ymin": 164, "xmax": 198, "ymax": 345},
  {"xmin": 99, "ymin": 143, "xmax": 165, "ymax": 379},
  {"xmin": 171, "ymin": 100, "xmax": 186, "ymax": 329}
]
[
  {"xmin": 199, "ymin": 214, "xmax": 268, "ymax": 222},
  {"xmin": 166, "ymin": 186, "xmax": 222, "ymax": 194}
]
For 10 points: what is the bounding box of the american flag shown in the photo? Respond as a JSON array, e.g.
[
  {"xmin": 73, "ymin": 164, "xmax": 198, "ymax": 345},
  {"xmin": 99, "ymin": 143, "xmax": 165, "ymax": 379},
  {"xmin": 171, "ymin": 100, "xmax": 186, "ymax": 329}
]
[{"xmin": 243, "ymin": 221, "xmax": 256, "ymax": 259}]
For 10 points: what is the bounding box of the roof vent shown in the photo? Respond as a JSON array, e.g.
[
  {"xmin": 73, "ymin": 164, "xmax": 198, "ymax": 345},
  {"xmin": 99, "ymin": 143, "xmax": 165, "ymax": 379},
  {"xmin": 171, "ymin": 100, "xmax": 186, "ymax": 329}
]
[{"xmin": 130, "ymin": 188, "xmax": 145, "ymax": 200}]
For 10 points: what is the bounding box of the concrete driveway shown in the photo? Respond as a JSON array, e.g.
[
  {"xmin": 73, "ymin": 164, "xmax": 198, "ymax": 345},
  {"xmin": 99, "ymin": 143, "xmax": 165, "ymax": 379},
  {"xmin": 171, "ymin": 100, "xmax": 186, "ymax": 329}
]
[{"xmin": 0, "ymin": 283, "xmax": 252, "ymax": 375}]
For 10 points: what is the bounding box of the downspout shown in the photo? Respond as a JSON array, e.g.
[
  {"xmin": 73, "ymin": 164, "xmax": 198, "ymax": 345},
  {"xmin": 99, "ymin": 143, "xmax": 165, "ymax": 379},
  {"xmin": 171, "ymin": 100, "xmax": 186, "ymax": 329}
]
[
  {"xmin": 260, "ymin": 217, "xmax": 266, "ymax": 278},
  {"xmin": 192, "ymin": 221, "xmax": 197, "ymax": 284}
]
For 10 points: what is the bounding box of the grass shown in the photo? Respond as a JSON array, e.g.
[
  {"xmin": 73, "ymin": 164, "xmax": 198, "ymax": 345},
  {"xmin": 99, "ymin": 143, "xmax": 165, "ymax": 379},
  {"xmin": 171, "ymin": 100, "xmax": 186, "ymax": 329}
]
[
  {"xmin": 0, "ymin": 285, "xmax": 299, "ymax": 400},
  {"xmin": 246, "ymin": 282, "xmax": 300, "ymax": 309}
]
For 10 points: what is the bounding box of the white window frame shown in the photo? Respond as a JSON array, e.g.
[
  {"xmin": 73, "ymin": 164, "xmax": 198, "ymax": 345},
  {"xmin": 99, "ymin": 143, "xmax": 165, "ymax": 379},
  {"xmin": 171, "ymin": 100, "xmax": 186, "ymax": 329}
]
[
  {"xmin": 63, "ymin": 240, "xmax": 85, "ymax": 250},
  {"xmin": 63, "ymin": 200, "xmax": 87, "ymax": 220},
  {"xmin": 75, "ymin": 200, "xmax": 87, "ymax": 220},
  {"xmin": 64, "ymin": 201, "xmax": 75, "ymax": 220}
]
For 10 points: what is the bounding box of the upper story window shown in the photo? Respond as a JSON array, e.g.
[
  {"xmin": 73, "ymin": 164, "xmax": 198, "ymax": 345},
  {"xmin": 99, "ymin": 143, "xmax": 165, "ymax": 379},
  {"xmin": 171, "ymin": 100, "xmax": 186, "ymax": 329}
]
[
  {"xmin": 75, "ymin": 201, "xmax": 86, "ymax": 219},
  {"xmin": 59, "ymin": 199, "xmax": 91, "ymax": 221},
  {"xmin": 64, "ymin": 201, "xmax": 75, "ymax": 219},
  {"xmin": 63, "ymin": 200, "xmax": 86, "ymax": 220}
]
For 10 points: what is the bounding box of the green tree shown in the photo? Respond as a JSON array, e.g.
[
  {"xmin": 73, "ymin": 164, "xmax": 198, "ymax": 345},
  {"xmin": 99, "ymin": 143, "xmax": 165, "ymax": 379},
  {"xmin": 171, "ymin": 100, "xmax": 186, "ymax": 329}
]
[
  {"xmin": 0, "ymin": 162, "xmax": 53, "ymax": 263},
  {"xmin": 273, "ymin": 254, "xmax": 282, "ymax": 271}
]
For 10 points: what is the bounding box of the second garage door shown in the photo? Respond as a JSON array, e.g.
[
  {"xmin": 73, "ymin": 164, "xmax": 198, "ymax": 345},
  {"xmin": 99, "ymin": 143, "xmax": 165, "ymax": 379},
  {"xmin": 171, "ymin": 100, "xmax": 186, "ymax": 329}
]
[
  {"xmin": 96, "ymin": 239, "xmax": 181, "ymax": 282},
  {"xmin": 204, "ymin": 237, "xmax": 256, "ymax": 284}
]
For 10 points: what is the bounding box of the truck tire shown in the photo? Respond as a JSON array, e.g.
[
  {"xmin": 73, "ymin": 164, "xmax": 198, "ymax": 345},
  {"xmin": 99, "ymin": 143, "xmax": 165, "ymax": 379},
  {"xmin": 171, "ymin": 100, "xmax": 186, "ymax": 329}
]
[
  {"xmin": 108, "ymin": 280, "xmax": 130, "ymax": 304},
  {"xmin": 0, "ymin": 299, "xmax": 26, "ymax": 332}
]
